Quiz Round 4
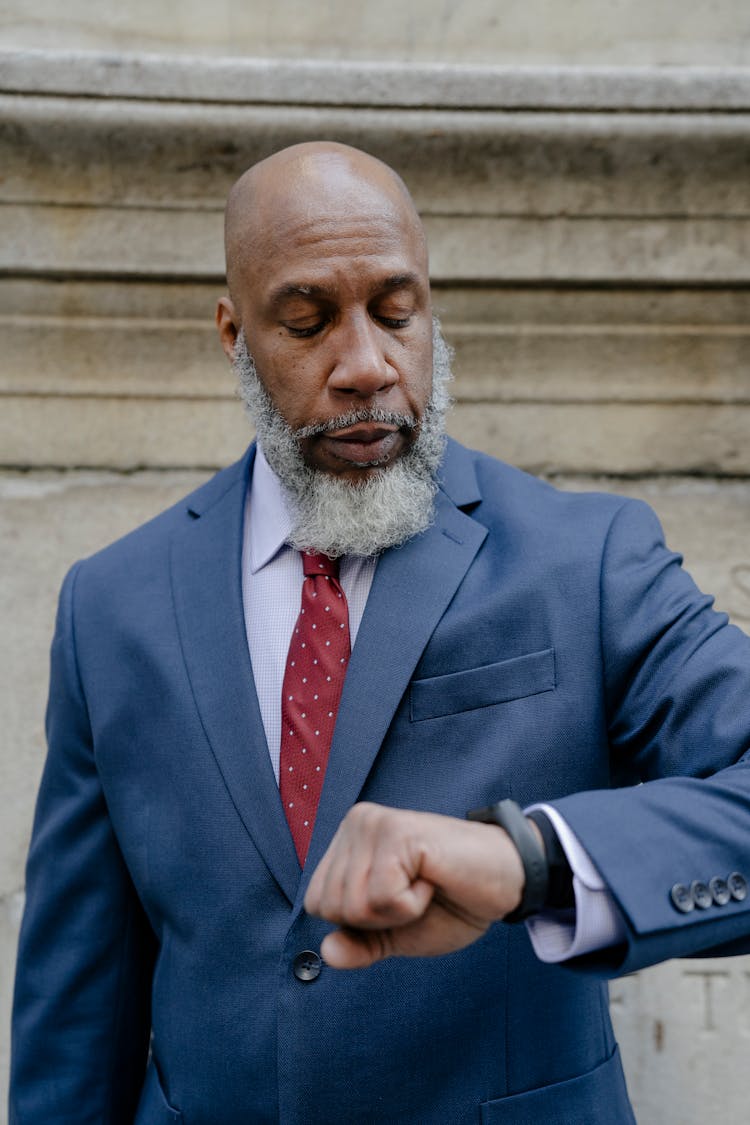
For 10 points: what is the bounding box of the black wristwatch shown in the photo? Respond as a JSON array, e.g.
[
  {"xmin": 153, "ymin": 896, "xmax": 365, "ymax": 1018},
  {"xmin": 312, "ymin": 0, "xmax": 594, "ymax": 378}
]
[
  {"xmin": 526, "ymin": 809, "xmax": 575, "ymax": 911},
  {"xmin": 466, "ymin": 799, "xmax": 548, "ymax": 922},
  {"xmin": 466, "ymin": 800, "xmax": 574, "ymax": 921}
]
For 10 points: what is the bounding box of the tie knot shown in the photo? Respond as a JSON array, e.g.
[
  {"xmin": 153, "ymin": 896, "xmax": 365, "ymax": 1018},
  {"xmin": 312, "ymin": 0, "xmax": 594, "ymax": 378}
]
[{"xmin": 302, "ymin": 551, "xmax": 340, "ymax": 579}]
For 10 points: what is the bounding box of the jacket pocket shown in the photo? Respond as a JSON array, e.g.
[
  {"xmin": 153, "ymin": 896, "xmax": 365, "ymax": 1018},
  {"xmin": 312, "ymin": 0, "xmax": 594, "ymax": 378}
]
[
  {"xmin": 480, "ymin": 1045, "xmax": 635, "ymax": 1124},
  {"xmin": 135, "ymin": 1060, "xmax": 184, "ymax": 1124},
  {"xmin": 410, "ymin": 648, "xmax": 555, "ymax": 722}
]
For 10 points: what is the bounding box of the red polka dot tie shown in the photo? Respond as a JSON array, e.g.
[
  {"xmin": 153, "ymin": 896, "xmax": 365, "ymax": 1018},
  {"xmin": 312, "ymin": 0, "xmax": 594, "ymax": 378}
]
[{"xmin": 279, "ymin": 552, "xmax": 351, "ymax": 865}]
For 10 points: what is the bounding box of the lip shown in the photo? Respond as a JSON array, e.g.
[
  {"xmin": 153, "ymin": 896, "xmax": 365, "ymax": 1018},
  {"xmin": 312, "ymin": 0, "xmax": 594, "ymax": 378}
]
[
  {"xmin": 319, "ymin": 424, "xmax": 403, "ymax": 466},
  {"xmin": 327, "ymin": 423, "xmax": 399, "ymax": 441}
]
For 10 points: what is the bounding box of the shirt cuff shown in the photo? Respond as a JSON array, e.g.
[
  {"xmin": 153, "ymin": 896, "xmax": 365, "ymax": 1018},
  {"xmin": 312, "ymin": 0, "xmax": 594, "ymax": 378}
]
[{"xmin": 523, "ymin": 803, "xmax": 627, "ymax": 963}]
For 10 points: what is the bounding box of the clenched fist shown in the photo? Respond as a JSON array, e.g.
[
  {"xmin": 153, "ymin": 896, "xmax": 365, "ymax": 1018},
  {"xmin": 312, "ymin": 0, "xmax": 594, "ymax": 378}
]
[{"xmin": 304, "ymin": 802, "xmax": 527, "ymax": 968}]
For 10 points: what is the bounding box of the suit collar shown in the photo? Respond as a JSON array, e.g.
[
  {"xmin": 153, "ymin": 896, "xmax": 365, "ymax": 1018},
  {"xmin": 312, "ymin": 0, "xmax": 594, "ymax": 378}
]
[
  {"xmin": 184, "ymin": 443, "xmax": 255, "ymax": 519},
  {"xmin": 437, "ymin": 436, "xmax": 482, "ymax": 510}
]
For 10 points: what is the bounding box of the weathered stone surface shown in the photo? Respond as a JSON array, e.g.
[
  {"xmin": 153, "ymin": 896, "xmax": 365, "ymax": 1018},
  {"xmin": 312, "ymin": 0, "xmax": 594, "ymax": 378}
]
[
  {"xmin": 0, "ymin": 397, "xmax": 249, "ymax": 468},
  {"xmin": 1, "ymin": 4, "xmax": 750, "ymax": 66},
  {"xmin": 0, "ymin": 315, "xmax": 228, "ymax": 397},
  {"xmin": 450, "ymin": 402, "xmax": 750, "ymax": 475},
  {"xmin": 4, "ymin": 52, "xmax": 750, "ymax": 109},
  {"xmin": 6, "ymin": 203, "xmax": 750, "ymax": 285},
  {"xmin": 3, "ymin": 96, "xmax": 750, "ymax": 217},
  {"xmin": 0, "ymin": 203, "xmax": 223, "ymax": 278},
  {"xmin": 1, "ymin": 53, "xmax": 747, "ymax": 476},
  {"xmin": 448, "ymin": 324, "xmax": 750, "ymax": 404},
  {"xmin": 611, "ymin": 957, "xmax": 750, "ymax": 1125},
  {"xmin": 0, "ymin": 889, "xmax": 24, "ymax": 1116}
]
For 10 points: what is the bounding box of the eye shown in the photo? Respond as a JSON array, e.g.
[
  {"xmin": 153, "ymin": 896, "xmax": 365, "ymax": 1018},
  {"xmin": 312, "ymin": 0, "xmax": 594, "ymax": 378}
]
[
  {"xmin": 286, "ymin": 321, "xmax": 327, "ymax": 338},
  {"xmin": 378, "ymin": 316, "xmax": 411, "ymax": 330}
]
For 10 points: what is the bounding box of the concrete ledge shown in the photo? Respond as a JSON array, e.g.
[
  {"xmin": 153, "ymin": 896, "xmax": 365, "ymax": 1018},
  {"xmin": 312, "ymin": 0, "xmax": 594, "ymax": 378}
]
[
  {"xmin": 2, "ymin": 50, "xmax": 750, "ymax": 110},
  {"xmin": 3, "ymin": 98, "xmax": 749, "ymax": 220},
  {"xmin": 5, "ymin": 205, "xmax": 750, "ymax": 284}
]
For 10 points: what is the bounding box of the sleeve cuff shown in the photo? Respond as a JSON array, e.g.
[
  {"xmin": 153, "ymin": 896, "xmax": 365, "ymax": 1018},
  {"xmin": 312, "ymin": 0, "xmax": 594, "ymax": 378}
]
[{"xmin": 523, "ymin": 803, "xmax": 627, "ymax": 963}]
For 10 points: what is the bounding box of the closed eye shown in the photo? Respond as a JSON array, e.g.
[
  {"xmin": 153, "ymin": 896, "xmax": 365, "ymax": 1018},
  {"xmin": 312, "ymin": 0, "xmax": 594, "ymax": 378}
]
[
  {"xmin": 378, "ymin": 316, "xmax": 411, "ymax": 329},
  {"xmin": 286, "ymin": 321, "xmax": 327, "ymax": 338}
]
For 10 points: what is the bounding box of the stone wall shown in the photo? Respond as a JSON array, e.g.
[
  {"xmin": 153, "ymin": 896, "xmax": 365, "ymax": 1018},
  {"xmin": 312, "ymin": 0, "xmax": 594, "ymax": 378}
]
[
  {"xmin": 1, "ymin": 42, "xmax": 749, "ymax": 1124},
  {"xmin": 2, "ymin": 0, "xmax": 750, "ymax": 65}
]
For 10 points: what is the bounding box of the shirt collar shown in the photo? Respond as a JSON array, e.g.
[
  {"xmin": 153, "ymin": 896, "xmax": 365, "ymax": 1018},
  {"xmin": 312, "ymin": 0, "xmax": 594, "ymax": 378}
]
[{"xmin": 247, "ymin": 445, "xmax": 295, "ymax": 573}]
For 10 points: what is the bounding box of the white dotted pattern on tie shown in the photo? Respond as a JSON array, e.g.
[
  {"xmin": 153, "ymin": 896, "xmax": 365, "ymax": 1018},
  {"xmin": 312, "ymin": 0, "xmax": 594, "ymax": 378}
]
[{"xmin": 279, "ymin": 553, "xmax": 351, "ymax": 864}]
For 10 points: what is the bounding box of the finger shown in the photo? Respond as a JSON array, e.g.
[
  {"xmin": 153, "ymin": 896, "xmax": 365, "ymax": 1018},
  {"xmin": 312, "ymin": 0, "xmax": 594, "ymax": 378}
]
[
  {"xmin": 308, "ymin": 805, "xmax": 438, "ymax": 927},
  {"xmin": 321, "ymin": 927, "xmax": 392, "ymax": 969},
  {"xmin": 306, "ymin": 801, "xmax": 381, "ymax": 917},
  {"xmin": 305, "ymin": 823, "xmax": 351, "ymax": 919},
  {"xmin": 364, "ymin": 865, "xmax": 435, "ymax": 926}
]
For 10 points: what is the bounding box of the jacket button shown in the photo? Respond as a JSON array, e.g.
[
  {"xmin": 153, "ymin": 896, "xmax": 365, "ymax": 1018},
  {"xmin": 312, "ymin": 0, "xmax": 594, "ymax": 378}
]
[
  {"xmin": 691, "ymin": 881, "xmax": 712, "ymax": 909},
  {"xmin": 670, "ymin": 883, "xmax": 694, "ymax": 913},
  {"xmin": 709, "ymin": 876, "xmax": 731, "ymax": 906},
  {"xmin": 293, "ymin": 951, "xmax": 322, "ymax": 981},
  {"xmin": 670, "ymin": 886, "xmax": 697, "ymax": 913},
  {"xmin": 728, "ymin": 872, "xmax": 748, "ymax": 902}
]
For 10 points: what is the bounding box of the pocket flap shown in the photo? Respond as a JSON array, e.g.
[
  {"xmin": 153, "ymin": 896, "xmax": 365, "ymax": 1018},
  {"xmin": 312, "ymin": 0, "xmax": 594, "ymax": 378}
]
[
  {"xmin": 480, "ymin": 1045, "xmax": 634, "ymax": 1124},
  {"xmin": 410, "ymin": 648, "xmax": 555, "ymax": 721}
]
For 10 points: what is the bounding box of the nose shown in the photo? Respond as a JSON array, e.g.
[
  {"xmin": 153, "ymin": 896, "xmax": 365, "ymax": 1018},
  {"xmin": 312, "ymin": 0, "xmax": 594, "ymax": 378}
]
[{"xmin": 327, "ymin": 315, "xmax": 398, "ymax": 398}]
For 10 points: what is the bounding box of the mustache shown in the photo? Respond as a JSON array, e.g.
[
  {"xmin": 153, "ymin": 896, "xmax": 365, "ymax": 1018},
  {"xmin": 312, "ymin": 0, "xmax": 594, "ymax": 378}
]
[{"xmin": 295, "ymin": 408, "xmax": 418, "ymax": 440}]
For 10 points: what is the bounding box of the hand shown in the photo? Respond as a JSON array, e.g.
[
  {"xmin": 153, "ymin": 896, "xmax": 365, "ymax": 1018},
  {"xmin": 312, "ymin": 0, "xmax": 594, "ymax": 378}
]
[{"xmin": 304, "ymin": 801, "xmax": 526, "ymax": 968}]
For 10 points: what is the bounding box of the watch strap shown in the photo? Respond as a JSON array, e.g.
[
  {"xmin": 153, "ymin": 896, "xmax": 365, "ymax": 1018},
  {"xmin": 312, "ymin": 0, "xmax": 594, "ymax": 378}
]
[
  {"xmin": 526, "ymin": 809, "xmax": 575, "ymax": 910},
  {"xmin": 466, "ymin": 799, "xmax": 549, "ymax": 922}
]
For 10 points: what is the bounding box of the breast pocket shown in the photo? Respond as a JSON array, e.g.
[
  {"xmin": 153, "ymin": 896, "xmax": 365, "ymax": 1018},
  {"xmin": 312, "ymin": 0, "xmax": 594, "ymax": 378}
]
[{"xmin": 409, "ymin": 648, "xmax": 555, "ymax": 722}]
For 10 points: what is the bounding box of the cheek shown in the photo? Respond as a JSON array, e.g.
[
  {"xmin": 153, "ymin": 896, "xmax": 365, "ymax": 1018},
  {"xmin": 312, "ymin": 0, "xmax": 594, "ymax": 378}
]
[
  {"xmin": 403, "ymin": 351, "xmax": 434, "ymax": 412},
  {"xmin": 262, "ymin": 359, "xmax": 321, "ymax": 428}
]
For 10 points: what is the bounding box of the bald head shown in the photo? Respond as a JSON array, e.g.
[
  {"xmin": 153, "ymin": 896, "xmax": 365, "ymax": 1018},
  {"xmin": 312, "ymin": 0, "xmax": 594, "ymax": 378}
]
[{"xmin": 224, "ymin": 142, "xmax": 426, "ymax": 300}]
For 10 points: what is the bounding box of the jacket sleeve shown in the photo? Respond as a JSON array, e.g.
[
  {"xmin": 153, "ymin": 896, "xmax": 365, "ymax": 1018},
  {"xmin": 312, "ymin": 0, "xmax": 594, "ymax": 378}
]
[
  {"xmin": 550, "ymin": 497, "xmax": 750, "ymax": 975},
  {"xmin": 10, "ymin": 563, "xmax": 156, "ymax": 1125}
]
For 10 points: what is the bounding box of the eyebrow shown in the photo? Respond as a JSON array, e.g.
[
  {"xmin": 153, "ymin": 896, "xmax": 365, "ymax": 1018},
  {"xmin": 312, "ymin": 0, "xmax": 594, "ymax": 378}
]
[{"xmin": 268, "ymin": 272, "xmax": 422, "ymax": 307}]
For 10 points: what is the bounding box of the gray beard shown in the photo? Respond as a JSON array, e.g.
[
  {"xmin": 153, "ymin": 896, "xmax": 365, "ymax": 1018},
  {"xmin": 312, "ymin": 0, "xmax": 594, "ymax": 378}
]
[{"xmin": 233, "ymin": 320, "xmax": 453, "ymax": 558}]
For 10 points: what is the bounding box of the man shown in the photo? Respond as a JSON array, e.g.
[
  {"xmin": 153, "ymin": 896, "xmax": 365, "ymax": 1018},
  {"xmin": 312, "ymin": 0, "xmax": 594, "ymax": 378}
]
[{"xmin": 10, "ymin": 142, "xmax": 750, "ymax": 1124}]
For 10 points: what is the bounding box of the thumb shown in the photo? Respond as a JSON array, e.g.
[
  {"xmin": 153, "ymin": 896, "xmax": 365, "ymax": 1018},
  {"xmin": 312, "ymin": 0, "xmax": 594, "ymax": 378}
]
[{"xmin": 321, "ymin": 928, "xmax": 391, "ymax": 969}]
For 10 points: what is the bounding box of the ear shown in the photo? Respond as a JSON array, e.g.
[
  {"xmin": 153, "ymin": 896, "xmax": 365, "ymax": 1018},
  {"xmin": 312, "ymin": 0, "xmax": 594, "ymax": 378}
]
[{"xmin": 216, "ymin": 296, "xmax": 240, "ymax": 361}]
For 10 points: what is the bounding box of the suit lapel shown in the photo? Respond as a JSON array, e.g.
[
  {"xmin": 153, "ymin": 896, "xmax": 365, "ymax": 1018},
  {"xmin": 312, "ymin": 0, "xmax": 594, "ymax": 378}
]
[
  {"xmin": 169, "ymin": 450, "xmax": 301, "ymax": 905},
  {"xmin": 298, "ymin": 483, "xmax": 488, "ymax": 900}
]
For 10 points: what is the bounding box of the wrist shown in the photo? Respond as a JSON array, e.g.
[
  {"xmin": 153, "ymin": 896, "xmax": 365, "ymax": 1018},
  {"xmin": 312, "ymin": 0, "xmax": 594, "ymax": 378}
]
[{"xmin": 466, "ymin": 799, "xmax": 548, "ymax": 922}]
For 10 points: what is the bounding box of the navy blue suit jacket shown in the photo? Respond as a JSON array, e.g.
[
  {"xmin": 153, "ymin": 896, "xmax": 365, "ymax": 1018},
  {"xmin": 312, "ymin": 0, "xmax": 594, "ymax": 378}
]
[{"xmin": 11, "ymin": 439, "xmax": 750, "ymax": 1124}]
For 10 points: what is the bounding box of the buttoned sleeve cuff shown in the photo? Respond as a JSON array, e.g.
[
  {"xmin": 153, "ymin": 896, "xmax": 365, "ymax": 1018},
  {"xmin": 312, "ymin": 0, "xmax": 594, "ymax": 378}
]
[{"xmin": 523, "ymin": 803, "xmax": 627, "ymax": 963}]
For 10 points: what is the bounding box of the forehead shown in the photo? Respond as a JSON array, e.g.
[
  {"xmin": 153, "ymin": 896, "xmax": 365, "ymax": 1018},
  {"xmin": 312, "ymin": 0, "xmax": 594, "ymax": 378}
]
[{"xmin": 236, "ymin": 177, "xmax": 428, "ymax": 302}]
